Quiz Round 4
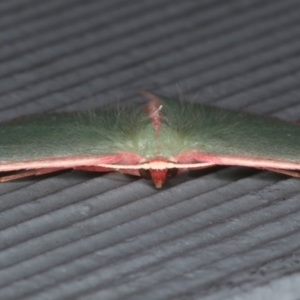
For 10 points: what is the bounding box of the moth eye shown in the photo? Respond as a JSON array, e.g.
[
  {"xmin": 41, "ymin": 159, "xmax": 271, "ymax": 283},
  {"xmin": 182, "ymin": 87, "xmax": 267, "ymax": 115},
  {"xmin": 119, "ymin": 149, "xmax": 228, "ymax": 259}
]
[
  {"xmin": 166, "ymin": 168, "xmax": 178, "ymax": 179},
  {"xmin": 139, "ymin": 168, "xmax": 152, "ymax": 180}
]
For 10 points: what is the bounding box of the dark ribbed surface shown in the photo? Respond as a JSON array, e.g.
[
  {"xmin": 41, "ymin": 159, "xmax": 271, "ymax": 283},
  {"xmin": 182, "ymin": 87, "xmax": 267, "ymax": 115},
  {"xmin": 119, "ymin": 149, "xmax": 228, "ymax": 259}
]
[{"xmin": 1, "ymin": 1, "xmax": 300, "ymax": 299}]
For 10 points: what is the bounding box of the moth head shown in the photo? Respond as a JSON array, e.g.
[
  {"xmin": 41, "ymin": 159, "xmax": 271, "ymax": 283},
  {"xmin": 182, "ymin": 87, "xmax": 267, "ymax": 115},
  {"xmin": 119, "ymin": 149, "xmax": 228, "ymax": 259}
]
[{"xmin": 138, "ymin": 157, "xmax": 178, "ymax": 188}]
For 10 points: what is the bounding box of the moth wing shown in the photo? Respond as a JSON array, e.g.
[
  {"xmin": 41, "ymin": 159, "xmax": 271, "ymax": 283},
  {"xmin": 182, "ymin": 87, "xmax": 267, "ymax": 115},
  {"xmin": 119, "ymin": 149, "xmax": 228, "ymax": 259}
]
[
  {"xmin": 154, "ymin": 94, "xmax": 300, "ymax": 171},
  {"xmin": 0, "ymin": 105, "xmax": 149, "ymax": 172}
]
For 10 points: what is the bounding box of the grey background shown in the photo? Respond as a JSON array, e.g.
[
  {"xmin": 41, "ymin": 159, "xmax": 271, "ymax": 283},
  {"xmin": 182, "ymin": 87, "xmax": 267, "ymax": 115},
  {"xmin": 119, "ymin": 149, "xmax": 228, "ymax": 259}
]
[{"xmin": 1, "ymin": 0, "xmax": 300, "ymax": 299}]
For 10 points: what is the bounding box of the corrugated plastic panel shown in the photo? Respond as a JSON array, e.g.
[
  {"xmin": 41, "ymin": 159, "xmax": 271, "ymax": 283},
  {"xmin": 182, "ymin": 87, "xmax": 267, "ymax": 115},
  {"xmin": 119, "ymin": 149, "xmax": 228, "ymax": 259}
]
[{"xmin": 0, "ymin": 1, "xmax": 300, "ymax": 299}]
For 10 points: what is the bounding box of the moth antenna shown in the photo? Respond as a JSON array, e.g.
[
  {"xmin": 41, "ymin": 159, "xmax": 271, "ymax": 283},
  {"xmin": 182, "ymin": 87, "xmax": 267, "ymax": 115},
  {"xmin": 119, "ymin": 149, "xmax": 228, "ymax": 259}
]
[{"xmin": 138, "ymin": 91, "xmax": 163, "ymax": 139}]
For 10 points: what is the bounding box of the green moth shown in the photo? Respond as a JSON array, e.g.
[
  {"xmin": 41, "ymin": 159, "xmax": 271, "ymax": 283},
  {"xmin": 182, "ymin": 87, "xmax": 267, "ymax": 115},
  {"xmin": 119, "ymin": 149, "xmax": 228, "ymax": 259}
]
[{"xmin": 0, "ymin": 91, "xmax": 299, "ymax": 188}]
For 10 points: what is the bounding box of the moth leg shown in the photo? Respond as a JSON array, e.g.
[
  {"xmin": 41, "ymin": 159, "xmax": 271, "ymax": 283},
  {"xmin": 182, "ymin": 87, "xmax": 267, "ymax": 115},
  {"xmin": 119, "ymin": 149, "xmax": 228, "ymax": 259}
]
[
  {"xmin": 121, "ymin": 166, "xmax": 217, "ymax": 177},
  {"xmin": 0, "ymin": 168, "xmax": 65, "ymax": 182},
  {"xmin": 74, "ymin": 166, "xmax": 141, "ymax": 177},
  {"xmin": 263, "ymin": 168, "xmax": 300, "ymax": 178},
  {"xmin": 118, "ymin": 169, "xmax": 140, "ymax": 176},
  {"xmin": 181, "ymin": 163, "xmax": 217, "ymax": 173},
  {"xmin": 73, "ymin": 166, "xmax": 115, "ymax": 172}
]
